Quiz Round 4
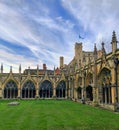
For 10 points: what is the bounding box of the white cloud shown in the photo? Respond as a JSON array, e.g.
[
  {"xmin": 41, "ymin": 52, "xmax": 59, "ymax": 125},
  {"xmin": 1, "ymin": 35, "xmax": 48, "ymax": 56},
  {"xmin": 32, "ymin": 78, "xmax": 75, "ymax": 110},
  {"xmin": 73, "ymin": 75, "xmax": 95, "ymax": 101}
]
[
  {"xmin": 61, "ymin": 0, "xmax": 119, "ymax": 52},
  {"xmin": 1, "ymin": 0, "xmax": 118, "ymax": 72},
  {"xmin": 0, "ymin": 1, "xmax": 76, "ymax": 72}
]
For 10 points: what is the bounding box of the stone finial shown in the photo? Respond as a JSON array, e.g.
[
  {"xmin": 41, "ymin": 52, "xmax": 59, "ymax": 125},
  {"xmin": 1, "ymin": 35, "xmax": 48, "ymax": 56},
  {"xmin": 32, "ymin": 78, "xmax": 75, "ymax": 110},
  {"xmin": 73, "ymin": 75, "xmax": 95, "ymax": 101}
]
[
  {"xmin": 1, "ymin": 63, "xmax": 3, "ymax": 73},
  {"xmin": 94, "ymin": 43, "xmax": 98, "ymax": 60},
  {"xmin": 101, "ymin": 42, "xmax": 106, "ymax": 56},
  {"xmin": 19, "ymin": 64, "xmax": 21, "ymax": 74},
  {"xmin": 111, "ymin": 31, "xmax": 117, "ymax": 53},
  {"xmin": 112, "ymin": 31, "xmax": 117, "ymax": 43},
  {"xmin": 102, "ymin": 42, "xmax": 104, "ymax": 48},
  {"xmin": 37, "ymin": 65, "xmax": 39, "ymax": 75},
  {"xmin": 94, "ymin": 44, "xmax": 97, "ymax": 54}
]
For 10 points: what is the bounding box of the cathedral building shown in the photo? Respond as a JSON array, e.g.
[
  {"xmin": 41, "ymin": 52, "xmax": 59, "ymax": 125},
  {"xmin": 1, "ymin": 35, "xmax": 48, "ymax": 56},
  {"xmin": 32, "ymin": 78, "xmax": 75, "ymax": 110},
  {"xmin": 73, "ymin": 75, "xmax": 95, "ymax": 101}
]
[{"xmin": 0, "ymin": 31, "xmax": 119, "ymax": 111}]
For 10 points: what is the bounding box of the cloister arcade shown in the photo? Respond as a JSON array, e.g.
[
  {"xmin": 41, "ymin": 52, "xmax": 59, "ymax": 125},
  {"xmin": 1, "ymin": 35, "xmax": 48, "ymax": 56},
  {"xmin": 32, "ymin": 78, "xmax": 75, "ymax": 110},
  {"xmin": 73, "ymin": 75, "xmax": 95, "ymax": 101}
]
[
  {"xmin": 56, "ymin": 80, "xmax": 66, "ymax": 98},
  {"xmin": 2, "ymin": 79, "xmax": 67, "ymax": 99},
  {"xmin": 98, "ymin": 68, "xmax": 112, "ymax": 104},
  {"xmin": 0, "ymin": 31, "xmax": 119, "ymax": 111},
  {"xmin": 22, "ymin": 80, "xmax": 36, "ymax": 98},
  {"xmin": 4, "ymin": 80, "xmax": 18, "ymax": 98},
  {"xmin": 39, "ymin": 80, "xmax": 53, "ymax": 98}
]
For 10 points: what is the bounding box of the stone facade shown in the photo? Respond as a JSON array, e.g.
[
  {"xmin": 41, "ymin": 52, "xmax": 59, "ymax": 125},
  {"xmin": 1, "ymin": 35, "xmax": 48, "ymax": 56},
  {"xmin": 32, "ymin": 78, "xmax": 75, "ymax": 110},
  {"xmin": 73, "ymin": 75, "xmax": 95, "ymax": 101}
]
[{"xmin": 0, "ymin": 31, "xmax": 119, "ymax": 111}]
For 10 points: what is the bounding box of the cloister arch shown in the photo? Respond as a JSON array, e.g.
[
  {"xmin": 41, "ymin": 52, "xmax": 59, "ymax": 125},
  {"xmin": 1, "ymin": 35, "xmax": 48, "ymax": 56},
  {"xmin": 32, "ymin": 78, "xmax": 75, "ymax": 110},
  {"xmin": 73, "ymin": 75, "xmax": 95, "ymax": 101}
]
[
  {"xmin": 22, "ymin": 80, "xmax": 36, "ymax": 98},
  {"xmin": 4, "ymin": 80, "xmax": 18, "ymax": 98},
  {"xmin": 86, "ymin": 85, "xmax": 93, "ymax": 101},
  {"xmin": 39, "ymin": 80, "xmax": 53, "ymax": 98},
  {"xmin": 98, "ymin": 67, "xmax": 112, "ymax": 104},
  {"xmin": 77, "ymin": 76, "xmax": 82, "ymax": 99},
  {"xmin": 56, "ymin": 80, "xmax": 66, "ymax": 98},
  {"xmin": 77, "ymin": 86, "xmax": 82, "ymax": 99},
  {"xmin": 85, "ymin": 73, "xmax": 93, "ymax": 101}
]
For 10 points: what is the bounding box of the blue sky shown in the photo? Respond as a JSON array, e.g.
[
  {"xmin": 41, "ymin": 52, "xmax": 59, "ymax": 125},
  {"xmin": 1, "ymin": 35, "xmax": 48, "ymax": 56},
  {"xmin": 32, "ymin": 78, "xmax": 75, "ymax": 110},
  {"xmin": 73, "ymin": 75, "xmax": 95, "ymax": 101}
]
[{"xmin": 0, "ymin": 0, "xmax": 119, "ymax": 72}]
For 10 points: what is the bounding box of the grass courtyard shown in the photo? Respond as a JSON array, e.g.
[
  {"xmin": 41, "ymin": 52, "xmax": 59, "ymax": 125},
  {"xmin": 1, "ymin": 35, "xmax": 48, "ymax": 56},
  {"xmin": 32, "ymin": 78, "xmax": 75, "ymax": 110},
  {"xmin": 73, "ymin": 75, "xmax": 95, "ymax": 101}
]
[{"xmin": 0, "ymin": 100, "xmax": 119, "ymax": 130}]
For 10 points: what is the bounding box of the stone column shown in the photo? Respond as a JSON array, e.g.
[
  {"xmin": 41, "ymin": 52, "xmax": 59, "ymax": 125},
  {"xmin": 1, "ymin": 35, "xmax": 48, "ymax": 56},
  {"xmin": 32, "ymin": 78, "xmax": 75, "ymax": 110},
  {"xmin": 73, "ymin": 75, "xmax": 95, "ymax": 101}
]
[
  {"xmin": 53, "ymin": 81, "xmax": 56, "ymax": 98},
  {"xmin": 82, "ymin": 75, "xmax": 84, "ymax": 99},
  {"xmin": 82, "ymin": 72, "xmax": 86, "ymax": 100},
  {"xmin": 68, "ymin": 78, "xmax": 71, "ymax": 98},
  {"xmin": 108, "ymin": 87, "xmax": 111, "ymax": 104},
  {"xmin": 17, "ymin": 87, "xmax": 22, "ymax": 98},
  {"xmin": 0, "ymin": 88, "xmax": 2, "ymax": 99},
  {"xmin": 111, "ymin": 69, "xmax": 116, "ymax": 104},
  {"xmin": 105, "ymin": 88, "xmax": 107, "ymax": 104},
  {"xmin": 74, "ymin": 78, "xmax": 78, "ymax": 100},
  {"xmin": 65, "ymin": 80, "xmax": 68, "ymax": 99},
  {"xmin": 18, "ymin": 76, "xmax": 21, "ymax": 99},
  {"xmin": 72, "ymin": 79, "xmax": 74, "ymax": 99},
  {"xmin": 35, "ymin": 79, "xmax": 39, "ymax": 98}
]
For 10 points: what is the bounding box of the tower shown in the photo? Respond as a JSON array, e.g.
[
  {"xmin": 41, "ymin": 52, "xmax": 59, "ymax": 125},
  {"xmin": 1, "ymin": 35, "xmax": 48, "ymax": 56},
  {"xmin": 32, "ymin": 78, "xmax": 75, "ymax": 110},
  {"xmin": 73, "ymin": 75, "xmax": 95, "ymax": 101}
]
[
  {"xmin": 75, "ymin": 42, "xmax": 82, "ymax": 68},
  {"xmin": 60, "ymin": 56, "xmax": 64, "ymax": 68},
  {"xmin": 43, "ymin": 64, "xmax": 47, "ymax": 70}
]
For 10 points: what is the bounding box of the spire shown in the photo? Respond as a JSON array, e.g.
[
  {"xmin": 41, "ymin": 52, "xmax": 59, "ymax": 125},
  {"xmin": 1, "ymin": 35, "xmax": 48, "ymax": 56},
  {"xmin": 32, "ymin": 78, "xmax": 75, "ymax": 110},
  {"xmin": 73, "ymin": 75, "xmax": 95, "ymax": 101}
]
[
  {"xmin": 112, "ymin": 31, "xmax": 117, "ymax": 43},
  {"xmin": 54, "ymin": 66, "xmax": 56, "ymax": 75},
  {"xmin": 101, "ymin": 42, "xmax": 106, "ymax": 56},
  {"xmin": 1, "ymin": 63, "xmax": 3, "ymax": 73},
  {"xmin": 37, "ymin": 64, "xmax": 39, "ymax": 76},
  {"xmin": 19, "ymin": 64, "xmax": 21, "ymax": 74},
  {"xmin": 94, "ymin": 44, "xmax": 97, "ymax": 60},
  {"xmin": 111, "ymin": 31, "xmax": 117, "ymax": 54},
  {"xmin": 94, "ymin": 43, "xmax": 97, "ymax": 55}
]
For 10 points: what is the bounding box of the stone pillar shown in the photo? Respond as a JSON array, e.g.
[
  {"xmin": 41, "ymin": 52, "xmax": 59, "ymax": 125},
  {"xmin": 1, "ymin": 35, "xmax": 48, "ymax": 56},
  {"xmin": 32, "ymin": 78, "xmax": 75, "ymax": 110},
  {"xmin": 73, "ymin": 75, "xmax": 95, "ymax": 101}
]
[
  {"xmin": 53, "ymin": 81, "xmax": 56, "ymax": 98},
  {"xmin": 18, "ymin": 75, "xmax": 21, "ymax": 99},
  {"xmin": 0, "ymin": 88, "xmax": 2, "ymax": 98},
  {"xmin": 82, "ymin": 72, "xmax": 86, "ymax": 100},
  {"xmin": 72, "ymin": 78, "xmax": 75, "ymax": 99},
  {"xmin": 74, "ymin": 78, "xmax": 78, "ymax": 100},
  {"xmin": 105, "ymin": 88, "xmax": 107, "ymax": 104},
  {"xmin": 82, "ymin": 75, "xmax": 85, "ymax": 99},
  {"xmin": 65, "ymin": 80, "xmax": 68, "ymax": 99},
  {"xmin": 18, "ymin": 88, "xmax": 21, "ymax": 98},
  {"xmin": 70, "ymin": 79, "xmax": 74, "ymax": 99},
  {"xmin": 93, "ymin": 63, "xmax": 98, "ymax": 105},
  {"xmin": 35, "ymin": 88, "xmax": 39, "ymax": 98},
  {"xmin": 111, "ymin": 69, "xmax": 116, "ymax": 103},
  {"xmin": 111, "ymin": 86, "xmax": 116, "ymax": 103},
  {"xmin": 68, "ymin": 78, "xmax": 71, "ymax": 98}
]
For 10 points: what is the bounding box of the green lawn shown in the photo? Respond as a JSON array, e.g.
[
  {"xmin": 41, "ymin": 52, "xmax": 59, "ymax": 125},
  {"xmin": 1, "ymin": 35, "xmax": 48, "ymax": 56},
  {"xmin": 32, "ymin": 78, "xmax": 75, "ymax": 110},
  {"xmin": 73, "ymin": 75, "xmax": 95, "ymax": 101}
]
[{"xmin": 0, "ymin": 100, "xmax": 119, "ymax": 130}]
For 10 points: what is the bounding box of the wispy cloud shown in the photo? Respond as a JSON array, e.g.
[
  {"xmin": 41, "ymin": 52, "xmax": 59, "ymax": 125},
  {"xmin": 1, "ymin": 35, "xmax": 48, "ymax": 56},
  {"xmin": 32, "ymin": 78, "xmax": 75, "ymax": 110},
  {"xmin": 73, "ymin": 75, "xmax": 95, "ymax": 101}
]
[
  {"xmin": 0, "ymin": 1, "xmax": 76, "ymax": 72},
  {"xmin": 0, "ymin": 0, "xmax": 118, "ymax": 72},
  {"xmin": 61, "ymin": 0, "xmax": 119, "ymax": 51}
]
